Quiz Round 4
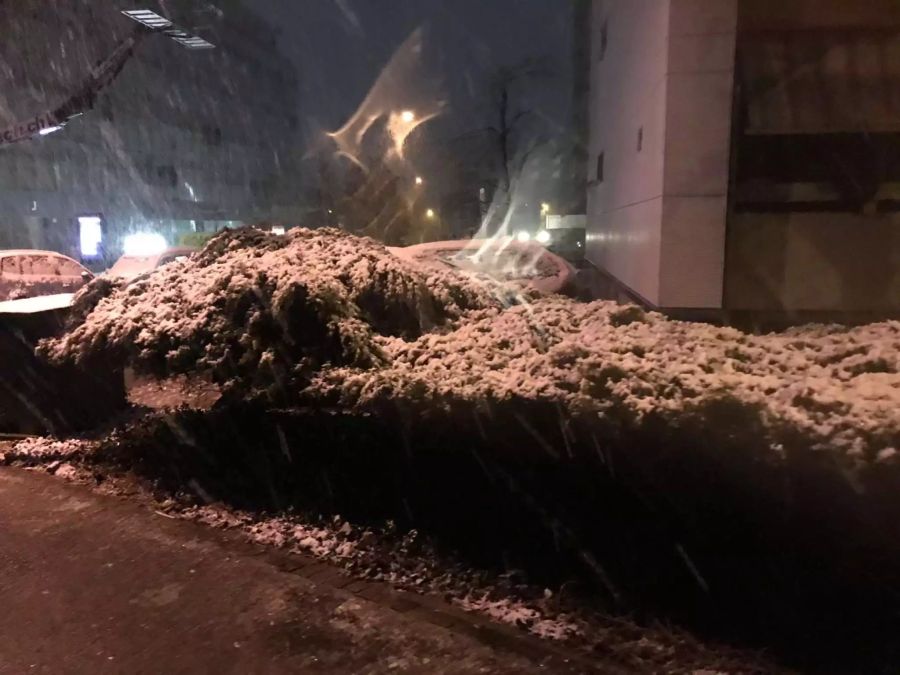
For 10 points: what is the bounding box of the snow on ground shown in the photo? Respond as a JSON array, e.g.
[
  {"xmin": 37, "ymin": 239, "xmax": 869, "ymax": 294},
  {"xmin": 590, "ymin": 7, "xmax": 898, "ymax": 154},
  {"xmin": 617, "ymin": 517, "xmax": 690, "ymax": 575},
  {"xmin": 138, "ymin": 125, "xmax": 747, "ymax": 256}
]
[
  {"xmin": 0, "ymin": 437, "xmax": 95, "ymax": 463},
  {"xmin": 0, "ymin": 438, "xmax": 771, "ymax": 673},
  {"xmin": 126, "ymin": 373, "xmax": 222, "ymax": 410}
]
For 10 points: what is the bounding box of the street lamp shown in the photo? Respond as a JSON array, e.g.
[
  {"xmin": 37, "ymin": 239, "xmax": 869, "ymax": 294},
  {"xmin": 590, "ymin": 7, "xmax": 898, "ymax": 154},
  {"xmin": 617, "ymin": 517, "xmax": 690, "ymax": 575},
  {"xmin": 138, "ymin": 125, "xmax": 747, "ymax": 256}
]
[
  {"xmin": 541, "ymin": 202, "xmax": 551, "ymax": 215},
  {"xmin": 415, "ymin": 176, "xmax": 424, "ymax": 186},
  {"xmin": 425, "ymin": 208, "xmax": 435, "ymax": 219},
  {"xmin": 401, "ymin": 110, "xmax": 416, "ymax": 123}
]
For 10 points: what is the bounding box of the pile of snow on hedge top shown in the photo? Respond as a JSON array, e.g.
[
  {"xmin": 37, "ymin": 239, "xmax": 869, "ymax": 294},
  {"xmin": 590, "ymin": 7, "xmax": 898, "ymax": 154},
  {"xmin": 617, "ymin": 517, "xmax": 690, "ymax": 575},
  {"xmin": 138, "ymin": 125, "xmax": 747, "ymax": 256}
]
[
  {"xmin": 314, "ymin": 300, "xmax": 900, "ymax": 466},
  {"xmin": 41, "ymin": 228, "xmax": 504, "ymax": 391}
]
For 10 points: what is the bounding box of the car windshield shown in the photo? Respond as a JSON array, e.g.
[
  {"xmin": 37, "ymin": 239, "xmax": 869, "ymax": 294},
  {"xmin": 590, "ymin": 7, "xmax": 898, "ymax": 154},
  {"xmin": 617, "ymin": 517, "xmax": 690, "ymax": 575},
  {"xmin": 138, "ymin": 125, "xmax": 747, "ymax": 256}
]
[
  {"xmin": 1, "ymin": 3, "xmax": 899, "ymax": 674},
  {"xmin": 108, "ymin": 255, "xmax": 156, "ymax": 278}
]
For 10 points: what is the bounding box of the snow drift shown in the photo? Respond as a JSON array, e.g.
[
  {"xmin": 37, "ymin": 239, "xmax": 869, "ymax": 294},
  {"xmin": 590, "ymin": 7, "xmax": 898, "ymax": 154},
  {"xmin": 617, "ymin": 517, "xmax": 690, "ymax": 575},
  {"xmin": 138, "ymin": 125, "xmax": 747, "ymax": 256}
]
[{"xmin": 40, "ymin": 227, "xmax": 506, "ymax": 397}]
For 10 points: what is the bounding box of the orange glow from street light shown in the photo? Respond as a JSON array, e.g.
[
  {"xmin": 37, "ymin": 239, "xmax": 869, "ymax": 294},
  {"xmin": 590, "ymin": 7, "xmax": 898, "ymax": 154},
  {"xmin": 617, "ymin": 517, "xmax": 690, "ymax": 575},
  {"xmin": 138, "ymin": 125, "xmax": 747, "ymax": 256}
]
[
  {"xmin": 426, "ymin": 208, "xmax": 435, "ymax": 219},
  {"xmin": 401, "ymin": 110, "xmax": 416, "ymax": 123},
  {"xmin": 415, "ymin": 176, "xmax": 424, "ymax": 186}
]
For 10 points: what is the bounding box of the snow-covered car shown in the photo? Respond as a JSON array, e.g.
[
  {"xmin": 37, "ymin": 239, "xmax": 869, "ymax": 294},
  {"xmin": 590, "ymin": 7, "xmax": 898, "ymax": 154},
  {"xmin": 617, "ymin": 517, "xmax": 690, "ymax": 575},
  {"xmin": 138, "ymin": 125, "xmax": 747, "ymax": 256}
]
[
  {"xmin": 0, "ymin": 249, "xmax": 93, "ymax": 301},
  {"xmin": 390, "ymin": 238, "xmax": 576, "ymax": 295},
  {"xmin": 107, "ymin": 246, "xmax": 197, "ymax": 282}
]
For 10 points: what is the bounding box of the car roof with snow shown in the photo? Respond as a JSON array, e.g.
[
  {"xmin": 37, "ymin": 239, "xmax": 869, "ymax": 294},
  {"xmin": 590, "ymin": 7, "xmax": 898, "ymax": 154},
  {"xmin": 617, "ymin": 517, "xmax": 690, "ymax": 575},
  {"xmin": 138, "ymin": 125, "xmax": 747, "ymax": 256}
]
[{"xmin": 0, "ymin": 249, "xmax": 78, "ymax": 259}]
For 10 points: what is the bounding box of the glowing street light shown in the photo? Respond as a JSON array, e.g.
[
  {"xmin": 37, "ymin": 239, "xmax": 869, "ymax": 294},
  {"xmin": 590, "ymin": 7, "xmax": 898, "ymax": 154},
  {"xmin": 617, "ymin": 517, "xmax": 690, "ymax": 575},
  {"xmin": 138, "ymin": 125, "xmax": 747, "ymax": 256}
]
[
  {"xmin": 123, "ymin": 232, "xmax": 167, "ymax": 257},
  {"xmin": 400, "ymin": 110, "xmax": 416, "ymax": 123},
  {"xmin": 425, "ymin": 208, "xmax": 435, "ymax": 219},
  {"xmin": 540, "ymin": 202, "xmax": 551, "ymax": 215},
  {"xmin": 415, "ymin": 176, "xmax": 424, "ymax": 186}
]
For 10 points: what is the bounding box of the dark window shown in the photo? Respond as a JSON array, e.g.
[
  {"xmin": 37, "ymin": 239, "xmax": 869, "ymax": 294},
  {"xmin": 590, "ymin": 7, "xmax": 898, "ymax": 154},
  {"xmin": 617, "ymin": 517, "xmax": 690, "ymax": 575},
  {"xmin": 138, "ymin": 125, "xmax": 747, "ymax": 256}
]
[
  {"xmin": 101, "ymin": 97, "xmax": 114, "ymax": 122},
  {"xmin": 596, "ymin": 153, "xmax": 604, "ymax": 182},
  {"xmin": 599, "ymin": 18, "xmax": 608, "ymax": 61},
  {"xmin": 203, "ymin": 126, "xmax": 223, "ymax": 146},
  {"xmin": 637, "ymin": 127, "xmax": 643, "ymax": 152},
  {"xmin": 157, "ymin": 165, "xmax": 178, "ymax": 188}
]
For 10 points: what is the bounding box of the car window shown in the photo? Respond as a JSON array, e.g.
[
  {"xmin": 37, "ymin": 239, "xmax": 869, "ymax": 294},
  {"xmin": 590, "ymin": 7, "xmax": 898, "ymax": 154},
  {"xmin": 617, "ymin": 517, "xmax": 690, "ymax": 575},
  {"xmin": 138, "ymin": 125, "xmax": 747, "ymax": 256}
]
[
  {"xmin": 19, "ymin": 255, "xmax": 58, "ymax": 276},
  {"xmin": 56, "ymin": 258, "xmax": 86, "ymax": 277},
  {"xmin": 0, "ymin": 257, "xmax": 20, "ymax": 275}
]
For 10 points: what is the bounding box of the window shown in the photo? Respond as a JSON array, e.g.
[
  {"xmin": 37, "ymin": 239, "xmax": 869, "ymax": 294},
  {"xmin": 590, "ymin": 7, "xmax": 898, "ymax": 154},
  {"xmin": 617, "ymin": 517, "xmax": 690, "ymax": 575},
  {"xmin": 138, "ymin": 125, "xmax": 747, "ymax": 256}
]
[
  {"xmin": 19, "ymin": 255, "xmax": 56, "ymax": 276},
  {"xmin": 56, "ymin": 258, "xmax": 86, "ymax": 277},
  {"xmin": 79, "ymin": 216, "xmax": 103, "ymax": 257},
  {"xmin": 0, "ymin": 257, "xmax": 20, "ymax": 275},
  {"xmin": 157, "ymin": 165, "xmax": 178, "ymax": 188},
  {"xmin": 596, "ymin": 152, "xmax": 604, "ymax": 182},
  {"xmin": 599, "ymin": 18, "xmax": 608, "ymax": 61},
  {"xmin": 203, "ymin": 125, "xmax": 223, "ymax": 146}
]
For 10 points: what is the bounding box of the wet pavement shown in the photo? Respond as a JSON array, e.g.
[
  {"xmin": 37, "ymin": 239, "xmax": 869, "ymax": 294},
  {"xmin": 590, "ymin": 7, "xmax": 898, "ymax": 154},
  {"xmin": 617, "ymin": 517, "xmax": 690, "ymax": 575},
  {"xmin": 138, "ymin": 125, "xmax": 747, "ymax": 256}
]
[{"xmin": 0, "ymin": 467, "xmax": 593, "ymax": 674}]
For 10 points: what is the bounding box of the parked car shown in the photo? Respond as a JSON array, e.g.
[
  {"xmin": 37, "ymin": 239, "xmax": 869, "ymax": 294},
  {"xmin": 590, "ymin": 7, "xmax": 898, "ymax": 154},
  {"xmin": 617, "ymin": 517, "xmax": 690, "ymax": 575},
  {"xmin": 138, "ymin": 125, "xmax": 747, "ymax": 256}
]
[
  {"xmin": 391, "ymin": 238, "xmax": 576, "ymax": 295},
  {"xmin": 0, "ymin": 249, "xmax": 93, "ymax": 302},
  {"xmin": 107, "ymin": 246, "xmax": 198, "ymax": 282}
]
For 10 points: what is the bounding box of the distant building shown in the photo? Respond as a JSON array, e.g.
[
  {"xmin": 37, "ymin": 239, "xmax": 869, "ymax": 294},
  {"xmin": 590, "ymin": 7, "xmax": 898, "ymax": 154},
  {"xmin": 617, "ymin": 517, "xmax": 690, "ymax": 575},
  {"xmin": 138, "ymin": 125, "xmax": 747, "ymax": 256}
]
[
  {"xmin": 587, "ymin": 0, "xmax": 900, "ymax": 324},
  {"xmin": 0, "ymin": 0, "xmax": 303, "ymax": 264}
]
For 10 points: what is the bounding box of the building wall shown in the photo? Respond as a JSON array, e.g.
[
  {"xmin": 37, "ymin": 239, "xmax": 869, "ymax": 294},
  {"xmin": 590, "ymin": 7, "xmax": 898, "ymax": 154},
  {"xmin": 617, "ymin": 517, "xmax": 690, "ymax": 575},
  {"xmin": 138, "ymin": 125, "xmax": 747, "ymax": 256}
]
[
  {"xmin": 658, "ymin": 0, "xmax": 736, "ymax": 308},
  {"xmin": 0, "ymin": 0, "xmax": 302, "ymax": 259},
  {"xmin": 727, "ymin": 0, "xmax": 900, "ymax": 316},
  {"xmin": 586, "ymin": 0, "xmax": 736, "ymax": 308},
  {"xmin": 726, "ymin": 214, "xmax": 900, "ymax": 312},
  {"xmin": 587, "ymin": 0, "xmax": 671, "ymax": 305}
]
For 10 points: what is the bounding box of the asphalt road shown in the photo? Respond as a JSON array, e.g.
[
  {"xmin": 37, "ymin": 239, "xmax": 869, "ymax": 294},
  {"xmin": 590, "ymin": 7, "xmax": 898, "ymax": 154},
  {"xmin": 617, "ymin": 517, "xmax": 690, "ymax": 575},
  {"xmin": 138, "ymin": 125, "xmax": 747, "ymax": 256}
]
[{"xmin": 0, "ymin": 467, "xmax": 573, "ymax": 674}]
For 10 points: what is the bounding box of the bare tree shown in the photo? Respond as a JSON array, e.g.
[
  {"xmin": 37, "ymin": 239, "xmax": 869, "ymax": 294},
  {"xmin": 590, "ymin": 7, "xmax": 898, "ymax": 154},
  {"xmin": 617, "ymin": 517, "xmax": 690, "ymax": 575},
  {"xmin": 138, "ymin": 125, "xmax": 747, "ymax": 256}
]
[{"xmin": 455, "ymin": 57, "xmax": 553, "ymax": 233}]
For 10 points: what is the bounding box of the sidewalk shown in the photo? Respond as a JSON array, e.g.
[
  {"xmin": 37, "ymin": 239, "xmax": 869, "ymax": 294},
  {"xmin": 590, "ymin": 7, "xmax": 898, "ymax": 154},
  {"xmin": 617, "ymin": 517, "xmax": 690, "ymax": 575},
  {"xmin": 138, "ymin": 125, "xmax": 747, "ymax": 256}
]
[{"xmin": 0, "ymin": 467, "xmax": 596, "ymax": 674}]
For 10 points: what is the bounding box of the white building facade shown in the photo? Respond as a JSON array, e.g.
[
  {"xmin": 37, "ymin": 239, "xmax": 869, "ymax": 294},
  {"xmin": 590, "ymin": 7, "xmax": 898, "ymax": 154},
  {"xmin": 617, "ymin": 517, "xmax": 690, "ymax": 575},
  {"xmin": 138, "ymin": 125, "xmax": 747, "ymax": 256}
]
[{"xmin": 587, "ymin": 0, "xmax": 900, "ymax": 323}]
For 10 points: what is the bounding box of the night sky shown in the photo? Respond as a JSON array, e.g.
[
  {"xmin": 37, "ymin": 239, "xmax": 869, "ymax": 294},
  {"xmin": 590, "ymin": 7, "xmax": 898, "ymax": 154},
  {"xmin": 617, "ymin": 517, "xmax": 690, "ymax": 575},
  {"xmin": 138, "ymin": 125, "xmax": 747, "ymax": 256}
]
[{"xmin": 252, "ymin": 0, "xmax": 574, "ymax": 142}]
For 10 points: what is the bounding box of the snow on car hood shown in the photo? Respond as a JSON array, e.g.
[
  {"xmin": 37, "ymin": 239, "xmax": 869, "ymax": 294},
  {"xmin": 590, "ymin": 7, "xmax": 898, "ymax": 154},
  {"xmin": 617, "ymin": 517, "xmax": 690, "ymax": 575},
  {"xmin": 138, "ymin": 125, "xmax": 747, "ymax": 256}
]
[{"xmin": 390, "ymin": 239, "xmax": 575, "ymax": 295}]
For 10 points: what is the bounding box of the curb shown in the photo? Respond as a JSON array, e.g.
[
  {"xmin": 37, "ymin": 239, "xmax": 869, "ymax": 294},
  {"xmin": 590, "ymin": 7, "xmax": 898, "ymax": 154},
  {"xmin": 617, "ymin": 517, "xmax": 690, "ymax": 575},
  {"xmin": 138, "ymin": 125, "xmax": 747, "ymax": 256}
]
[{"xmin": 259, "ymin": 547, "xmax": 625, "ymax": 674}]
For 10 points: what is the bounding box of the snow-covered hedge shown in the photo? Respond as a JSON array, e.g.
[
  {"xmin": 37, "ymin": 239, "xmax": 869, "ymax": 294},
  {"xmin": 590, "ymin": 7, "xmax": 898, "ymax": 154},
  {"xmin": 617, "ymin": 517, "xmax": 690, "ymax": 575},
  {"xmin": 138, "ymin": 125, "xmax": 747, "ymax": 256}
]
[
  {"xmin": 312, "ymin": 300, "xmax": 900, "ymax": 468},
  {"xmin": 40, "ymin": 226, "xmax": 900, "ymax": 467},
  {"xmin": 40, "ymin": 228, "xmax": 506, "ymax": 395}
]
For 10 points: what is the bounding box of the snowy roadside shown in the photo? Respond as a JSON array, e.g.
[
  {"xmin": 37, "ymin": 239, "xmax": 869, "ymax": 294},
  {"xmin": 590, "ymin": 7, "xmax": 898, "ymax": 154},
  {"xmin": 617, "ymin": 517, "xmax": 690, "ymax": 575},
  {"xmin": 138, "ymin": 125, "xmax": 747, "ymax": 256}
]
[
  {"xmin": 0, "ymin": 437, "xmax": 774, "ymax": 675},
  {"xmin": 10, "ymin": 227, "xmax": 898, "ymax": 671}
]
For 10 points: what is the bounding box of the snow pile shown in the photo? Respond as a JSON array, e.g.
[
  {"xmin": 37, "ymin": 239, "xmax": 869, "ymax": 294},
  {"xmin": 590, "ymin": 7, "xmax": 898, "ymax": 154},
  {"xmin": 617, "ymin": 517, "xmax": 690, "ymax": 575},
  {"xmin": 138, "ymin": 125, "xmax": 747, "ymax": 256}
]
[
  {"xmin": 40, "ymin": 228, "xmax": 505, "ymax": 395},
  {"xmin": 456, "ymin": 594, "xmax": 582, "ymax": 640},
  {"xmin": 313, "ymin": 300, "xmax": 900, "ymax": 466},
  {"xmin": 1, "ymin": 437, "xmax": 96, "ymax": 464}
]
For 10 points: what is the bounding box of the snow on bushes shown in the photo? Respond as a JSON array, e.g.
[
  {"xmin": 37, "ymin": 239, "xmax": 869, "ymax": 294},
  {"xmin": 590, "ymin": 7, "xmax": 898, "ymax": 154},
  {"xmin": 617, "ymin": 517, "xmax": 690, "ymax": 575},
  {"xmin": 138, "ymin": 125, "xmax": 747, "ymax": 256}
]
[
  {"xmin": 37, "ymin": 226, "xmax": 900, "ymax": 466},
  {"xmin": 40, "ymin": 228, "xmax": 505, "ymax": 395},
  {"xmin": 312, "ymin": 300, "xmax": 900, "ymax": 467}
]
